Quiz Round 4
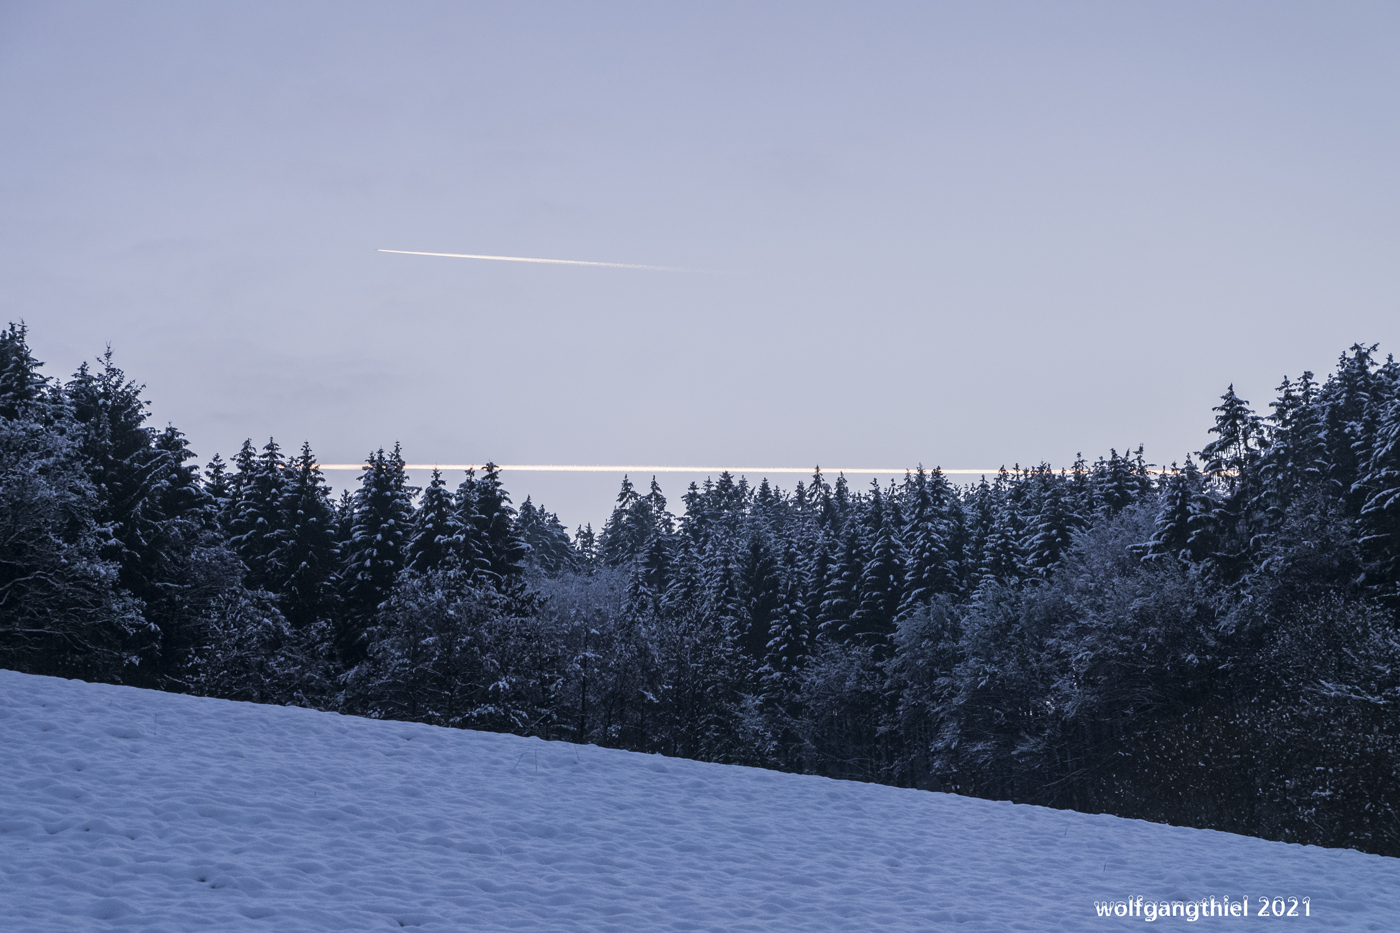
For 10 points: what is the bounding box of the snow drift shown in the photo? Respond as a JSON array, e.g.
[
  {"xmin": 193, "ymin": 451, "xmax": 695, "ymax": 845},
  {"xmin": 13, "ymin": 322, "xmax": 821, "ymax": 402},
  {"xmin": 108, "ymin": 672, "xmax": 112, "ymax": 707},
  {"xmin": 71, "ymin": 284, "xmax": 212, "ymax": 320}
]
[{"xmin": 1, "ymin": 669, "xmax": 1396, "ymax": 931}]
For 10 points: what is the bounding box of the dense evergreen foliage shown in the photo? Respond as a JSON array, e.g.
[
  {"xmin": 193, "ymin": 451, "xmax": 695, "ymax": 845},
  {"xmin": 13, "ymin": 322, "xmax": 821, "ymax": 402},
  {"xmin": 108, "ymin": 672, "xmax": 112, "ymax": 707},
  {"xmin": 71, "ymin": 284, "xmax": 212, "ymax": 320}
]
[{"xmin": 3, "ymin": 322, "xmax": 1398, "ymax": 856}]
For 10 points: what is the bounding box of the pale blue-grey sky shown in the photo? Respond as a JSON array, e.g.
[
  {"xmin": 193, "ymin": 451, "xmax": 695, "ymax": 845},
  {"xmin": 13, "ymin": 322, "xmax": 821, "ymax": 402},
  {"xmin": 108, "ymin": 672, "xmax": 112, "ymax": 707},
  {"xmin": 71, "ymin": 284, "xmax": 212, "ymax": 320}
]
[{"xmin": 3, "ymin": 2, "xmax": 1397, "ymax": 530}]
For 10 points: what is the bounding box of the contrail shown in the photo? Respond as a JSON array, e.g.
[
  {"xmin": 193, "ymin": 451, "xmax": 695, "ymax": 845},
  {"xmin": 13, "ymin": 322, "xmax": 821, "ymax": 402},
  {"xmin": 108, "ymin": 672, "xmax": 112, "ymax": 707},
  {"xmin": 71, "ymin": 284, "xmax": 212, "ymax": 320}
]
[
  {"xmin": 315, "ymin": 463, "xmax": 1180, "ymax": 476},
  {"xmin": 315, "ymin": 464, "xmax": 1002, "ymax": 475},
  {"xmin": 378, "ymin": 249, "xmax": 688, "ymax": 272}
]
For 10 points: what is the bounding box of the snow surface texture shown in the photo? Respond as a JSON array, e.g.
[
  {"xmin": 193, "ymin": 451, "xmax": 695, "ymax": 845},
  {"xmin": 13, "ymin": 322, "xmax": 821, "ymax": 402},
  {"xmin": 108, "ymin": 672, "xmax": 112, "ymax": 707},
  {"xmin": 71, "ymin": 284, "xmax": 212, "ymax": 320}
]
[{"xmin": 1, "ymin": 670, "xmax": 1397, "ymax": 932}]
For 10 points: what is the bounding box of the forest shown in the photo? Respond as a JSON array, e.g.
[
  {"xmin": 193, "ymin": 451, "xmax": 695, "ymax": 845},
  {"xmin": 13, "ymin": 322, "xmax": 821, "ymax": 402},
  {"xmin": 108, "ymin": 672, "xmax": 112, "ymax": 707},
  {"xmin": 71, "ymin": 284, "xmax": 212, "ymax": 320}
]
[{"xmin": 2, "ymin": 321, "xmax": 1397, "ymax": 856}]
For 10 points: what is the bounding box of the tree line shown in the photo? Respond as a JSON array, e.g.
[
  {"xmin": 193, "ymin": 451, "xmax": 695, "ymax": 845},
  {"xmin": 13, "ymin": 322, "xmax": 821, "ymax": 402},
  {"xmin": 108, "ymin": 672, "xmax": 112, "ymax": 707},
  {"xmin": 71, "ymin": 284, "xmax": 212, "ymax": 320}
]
[{"xmin": 2, "ymin": 321, "xmax": 1397, "ymax": 855}]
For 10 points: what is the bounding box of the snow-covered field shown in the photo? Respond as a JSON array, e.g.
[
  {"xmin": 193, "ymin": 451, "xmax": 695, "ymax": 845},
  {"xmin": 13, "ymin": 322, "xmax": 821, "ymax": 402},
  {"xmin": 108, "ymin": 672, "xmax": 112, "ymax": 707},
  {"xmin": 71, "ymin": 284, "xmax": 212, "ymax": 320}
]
[{"xmin": 1, "ymin": 670, "xmax": 1396, "ymax": 931}]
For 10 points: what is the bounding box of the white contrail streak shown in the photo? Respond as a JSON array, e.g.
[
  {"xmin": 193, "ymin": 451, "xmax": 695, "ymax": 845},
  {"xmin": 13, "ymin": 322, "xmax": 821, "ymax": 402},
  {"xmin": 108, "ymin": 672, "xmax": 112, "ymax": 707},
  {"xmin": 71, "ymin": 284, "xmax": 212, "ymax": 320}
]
[
  {"xmin": 315, "ymin": 464, "xmax": 1002, "ymax": 475},
  {"xmin": 378, "ymin": 249, "xmax": 688, "ymax": 272},
  {"xmin": 316, "ymin": 464, "xmax": 1182, "ymax": 476}
]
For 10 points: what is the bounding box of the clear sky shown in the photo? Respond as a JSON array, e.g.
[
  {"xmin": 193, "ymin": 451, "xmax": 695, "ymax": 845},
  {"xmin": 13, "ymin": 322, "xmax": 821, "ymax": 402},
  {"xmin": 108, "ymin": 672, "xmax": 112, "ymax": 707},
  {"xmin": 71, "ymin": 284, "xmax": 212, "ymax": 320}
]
[{"xmin": 3, "ymin": 2, "xmax": 1397, "ymax": 531}]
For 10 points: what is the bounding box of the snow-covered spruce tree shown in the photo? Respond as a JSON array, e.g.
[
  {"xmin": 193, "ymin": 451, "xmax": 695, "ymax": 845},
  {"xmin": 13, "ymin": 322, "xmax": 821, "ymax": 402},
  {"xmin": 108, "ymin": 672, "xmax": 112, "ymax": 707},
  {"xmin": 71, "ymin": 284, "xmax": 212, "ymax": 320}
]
[
  {"xmin": 679, "ymin": 480, "xmax": 707, "ymax": 546},
  {"xmin": 1359, "ymin": 389, "xmax": 1400, "ymax": 607},
  {"xmin": 1316, "ymin": 345, "xmax": 1384, "ymax": 516},
  {"xmin": 899, "ymin": 467, "xmax": 958, "ymax": 617},
  {"xmin": 962, "ymin": 477, "xmax": 995, "ymax": 589},
  {"xmin": 1090, "ymin": 448, "xmax": 1151, "ymax": 519},
  {"xmin": 65, "ymin": 348, "xmax": 240, "ymax": 684},
  {"xmin": 850, "ymin": 482, "xmax": 905, "ymax": 657},
  {"xmin": 1200, "ymin": 384, "xmax": 1268, "ymax": 486},
  {"xmin": 974, "ymin": 475, "xmax": 1024, "ymax": 593},
  {"xmin": 338, "ymin": 446, "xmax": 413, "ymax": 664},
  {"xmin": 1023, "ymin": 469, "xmax": 1083, "ymax": 578},
  {"xmin": 140, "ymin": 424, "xmax": 245, "ymax": 676},
  {"xmin": 738, "ymin": 524, "xmax": 783, "ymax": 665},
  {"xmin": 597, "ymin": 474, "xmax": 643, "ymax": 567},
  {"xmin": 802, "ymin": 531, "xmax": 834, "ymax": 638},
  {"xmin": 759, "ymin": 528, "xmax": 816, "ymax": 770},
  {"xmin": 764, "ymin": 532, "xmax": 811, "ymax": 677},
  {"xmin": 227, "ymin": 438, "xmax": 288, "ymax": 592},
  {"xmin": 644, "ymin": 476, "xmax": 675, "ymax": 535},
  {"xmin": 65, "ymin": 351, "xmax": 168, "ymax": 573},
  {"xmin": 1255, "ymin": 373, "xmax": 1326, "ymax": 518},
  {"xmin": 817, "ymin": 524, "xmax": 860, "ymax": 641},
  {"xmin": 752, "ymin": 476, "xmax": 784, "ymax": 528},
  {"xmin": 516, "ymin": 495, "xmax": 579, "ymax": 577},
  {"xmin": 828, "ymin": 472, "xmax": 853, "ymax": 531},
  {"xmin": 405, "ymin": 468, "xmax": 464, "ymax": 576},
  {"xmin": 701, "ymin": 534, "xmax": 744, "ymax": 632},
  {"xmin": 625, "ymin": 528, "xmax": 674, "ymax": 616},
  {"xmin": 0, "ymin": 322, "xmax": 49, "ymax": 418},
  {"xmin": 807, "ymin": 468, "xmax": 835, "ymax": 532},
  {"xmin": 471, "ymin": 462, "xmax": 528, "ymax": 597},
  {"xmin": 659, "ymin": 535, "xmax": 703, "ymax": 620},
  {"xmin": 272, "ymin": 442, "xmax": 340, "ymax": 630},
  {"xmin": 202, "ymin": 453, "xmax": 233, "ymax": 525},
  {"xmin": 706, "ymin": 471, "xmax": 750, "ymax": 534},
  {"xmin": 573, "ymin": 522, "xmax": 598, "ymax": 573},
  {"xmin": 223, "ymin": 439, "xmax": 258, "ymax": 531},
  {"xmin": 1194, "ymin": 385, "xmax": 1268, "ymax": 580},
  {"xmin": 598, "ymin": 474, "xmax": 675, "ymax": 570},
  {"xmin": 0, "ymin": 325, "xmax": 148, "ymax": 680},
  {"xmin": 451, "ymin": 469, "xmax": 489, "ymax": 583},
  {"xmin": 1142, "ymin": 458, "xmax": 1203, "ymax": 562}
]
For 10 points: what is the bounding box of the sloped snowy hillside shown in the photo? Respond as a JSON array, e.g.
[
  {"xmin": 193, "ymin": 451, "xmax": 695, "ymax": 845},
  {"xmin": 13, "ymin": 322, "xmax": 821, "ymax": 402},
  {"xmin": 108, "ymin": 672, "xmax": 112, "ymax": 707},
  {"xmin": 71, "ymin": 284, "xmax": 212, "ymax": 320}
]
[{"xmin": 1, "ymin": 670, "xmax": 1397, "ymax": 931}]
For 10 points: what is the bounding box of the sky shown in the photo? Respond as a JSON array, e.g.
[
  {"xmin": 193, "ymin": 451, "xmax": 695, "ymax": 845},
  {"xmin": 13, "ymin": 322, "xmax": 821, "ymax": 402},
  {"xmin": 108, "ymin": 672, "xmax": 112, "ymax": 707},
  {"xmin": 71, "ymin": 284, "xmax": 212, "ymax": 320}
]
[{"xmin": 2, "ymin": 1, "xmax": 1397, "ymax": 531}]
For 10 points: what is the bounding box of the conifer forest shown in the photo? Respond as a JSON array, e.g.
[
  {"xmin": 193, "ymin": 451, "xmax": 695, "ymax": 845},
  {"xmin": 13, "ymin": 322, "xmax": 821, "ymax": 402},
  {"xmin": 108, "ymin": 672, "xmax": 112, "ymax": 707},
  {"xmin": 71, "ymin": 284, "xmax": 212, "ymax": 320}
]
[{"xmin": 3, "ymin": 321, "xmax": 1398, "ymax": 856}]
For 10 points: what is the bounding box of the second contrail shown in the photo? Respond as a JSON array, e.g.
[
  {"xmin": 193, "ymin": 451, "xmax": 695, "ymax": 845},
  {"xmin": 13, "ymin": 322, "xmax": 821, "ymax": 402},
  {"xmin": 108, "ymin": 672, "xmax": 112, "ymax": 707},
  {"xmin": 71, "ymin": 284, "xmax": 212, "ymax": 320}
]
[
  {"xmin": 378, "ymin": 249, "xmax": 688, "ymax": 272},
  {"xmin": 314, "ymin": 464, "xmax": 1003, "ymax": 475}
]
